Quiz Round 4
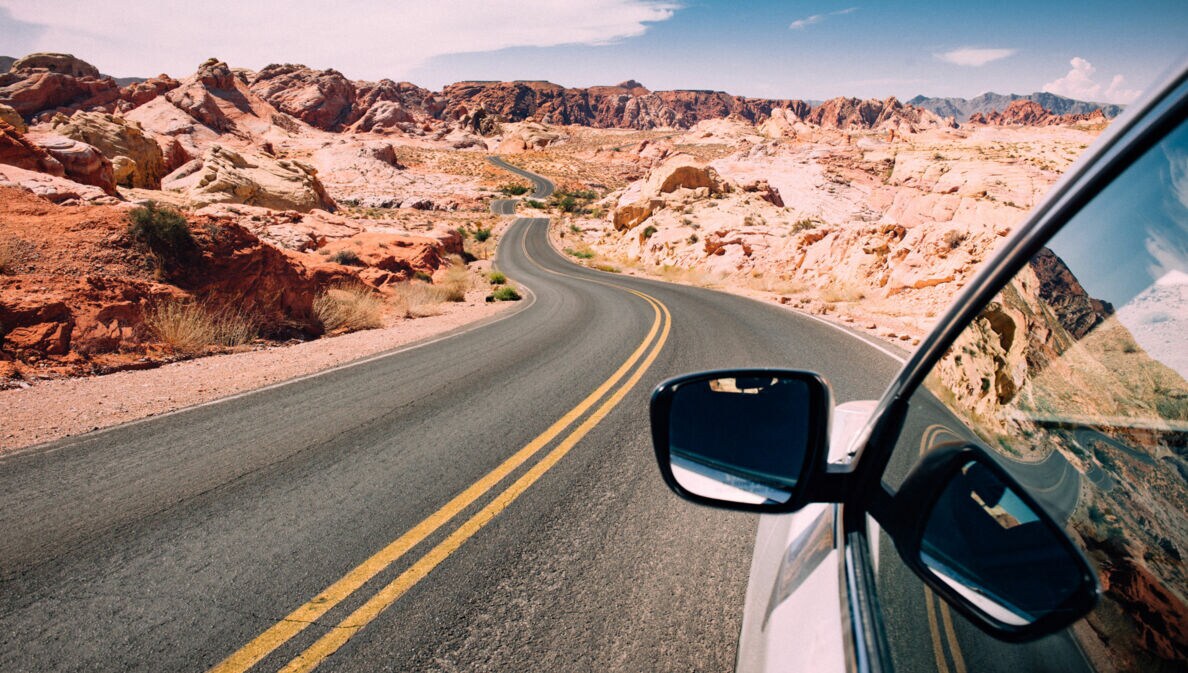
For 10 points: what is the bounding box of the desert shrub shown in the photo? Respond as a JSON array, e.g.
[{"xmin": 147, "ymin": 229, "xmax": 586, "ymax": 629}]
[
  {"xmin": 565, "ymin": 248, "xmax": 595, "ymax": 259},
  {"xmin": 489, "ymin": 286, "xmax": 522, "ymax": 301},
  {"xmin": 127, "ymin": 202, "xmax": 197, "ymax": 263},
  {"xmin": 942, "ymin": 229, "xmax": 968, "ymax": 249},
  {"xmin": 592, "ymin": 263, "xmax": 620, "ymax": 273},
  {"xmin": 413, "ymin": 270, "xmax": 433, "ymax": 282},
  {"xmin": 439, "ymin": 264, "xmax": 470, "ymax": 301},
  {"xmin": 524, "ymin": 199, "xmax": 546, "ymax": 209},
  {"xmin": 392, "ymin": 281, "xmax": 450, "ymax": 317},
  {"xmin": 569, "ymin": 224, "xmax": 582, "ymax": 234},
  {"xmin": 473, "ymin": 227, "xmax": 493, "ymax": 242},
  {"xmin": 488, "ymin": 271, "xmax": 507, "ymax": 285},
  {"xmin": 145, "ymin": 300, "xmax": 257, "ymax": 352},
  {"xmin": 790, "ymin": 218, "xmax": 818, "ymax": 233},
  {"xmin": 499, "ymin": 183, "xmax": 531, "ymax": 196},
  {"xmin": 642, "ymin": 225, "xmax": 658, "ymax": 239},
  {"xmin": 330, "ymin": 249, "xmax": 365, "ymax": 266},
  {"xmin": 314, "ymin": 285, "xmax": 384, "ymax": 332}
]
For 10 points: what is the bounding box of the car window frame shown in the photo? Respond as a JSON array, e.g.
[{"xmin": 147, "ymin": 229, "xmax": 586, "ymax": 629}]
[{"xmin": 825, "ymin": 58, "xmax": 1188, "ymax": 672}]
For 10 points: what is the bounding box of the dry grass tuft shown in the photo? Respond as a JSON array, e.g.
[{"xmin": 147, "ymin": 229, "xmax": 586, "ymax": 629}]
[
  {"xmin": 438, "ymin": 261, "xmax": 470, "ymax": 302},
  {"xmin": 392, "ymin": 281, "xmax": 451, "ymax": 317},
  {"xmin": 819, "ymin": 282, "xmax": 867, "ymax": 303},
  {"xmin": 314, "ymin": 285, "xmax": 385, "ymax": 332},
  {"xmin": 145, "ymin": 300, "xmax": 258, "ymax": 352}
]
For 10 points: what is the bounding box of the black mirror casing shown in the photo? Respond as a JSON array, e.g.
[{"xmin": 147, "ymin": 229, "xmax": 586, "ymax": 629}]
[
  {"xmin": 888, "ymin": 443, "xmax": 1100, "ymax": 642},
  {"xmin": 649, "ymin": 368, "xmax": 833, "ymax": 513}
]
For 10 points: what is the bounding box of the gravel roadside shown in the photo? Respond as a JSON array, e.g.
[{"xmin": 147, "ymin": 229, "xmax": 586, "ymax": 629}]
[{"xmin": 0, "ymin": 295, "xmax": 517, "ymax": 453}]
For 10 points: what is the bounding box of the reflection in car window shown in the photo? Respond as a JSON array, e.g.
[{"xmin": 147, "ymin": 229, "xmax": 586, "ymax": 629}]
[{"xmin": 879, "ymin": 114, "xmax": 1188, "ymax": 672}]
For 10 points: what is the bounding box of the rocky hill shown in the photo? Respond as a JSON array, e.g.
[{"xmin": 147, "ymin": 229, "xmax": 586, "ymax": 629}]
[
  {"xmin": 1, "ymin": 53, "xmax": 1117, "ymax": 135},
  {"xmin": 910, "ymin": 91, "xmax": 1124, "ymax": 121},
  {"xmin": 968, "ymin": 100, "xmax": 1109, "ymax": 126}
]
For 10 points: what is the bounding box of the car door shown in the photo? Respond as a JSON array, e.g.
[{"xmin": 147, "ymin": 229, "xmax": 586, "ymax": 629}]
[{"xmin": 859, "ymin": 67, "xmax": 1188, "ymax": 673}]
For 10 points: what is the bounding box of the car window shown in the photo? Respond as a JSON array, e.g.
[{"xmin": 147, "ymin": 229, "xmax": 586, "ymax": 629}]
[{"xmin": 875, "ymin": 112, "xmax": 1188, "ymax": 673}]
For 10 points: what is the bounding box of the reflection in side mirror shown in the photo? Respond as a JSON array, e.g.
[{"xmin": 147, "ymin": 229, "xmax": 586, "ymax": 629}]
[
  {"xmin": 650, "ymin": 369, "xmax": 832, "ymax": 513},
  {"xmin": 895, "ymin": 444, "xmax": 1099, "ymax": 641}
]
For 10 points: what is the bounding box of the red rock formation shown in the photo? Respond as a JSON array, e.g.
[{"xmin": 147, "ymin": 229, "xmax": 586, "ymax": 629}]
[
  {"xmin": 164, "ymin": 59, "xmax": 236, "ymax": 131},
  {"xmin": 119, "ymin": 74, "xmax": 180, "ymax": 107},
  {"xmin": 0, "ymin": 120, "xmax": 65, "ymax": 176},
  {"xmin": 969, "ymin": 99, "xmax": 1109, "ymax": 126},
  {"xmin": 248, "ymin": 64, "xmax": 356, "ymax": 130},
  {"xmin": 348, "ymin": 79, "xmax": 442, "ymax": 133},
  {"xmin": 27, "ymin": 133, "xmax": 117, "ymax": 196}
]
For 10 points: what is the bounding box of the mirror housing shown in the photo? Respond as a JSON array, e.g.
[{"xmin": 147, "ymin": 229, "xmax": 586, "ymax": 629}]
[
  {"xmin": 890, "ymin": 443, "xmax": 1100, "ymax": 641},
  {"xmin": 649, "ymin": 369, "xmax": 833, "ymax": 513}
]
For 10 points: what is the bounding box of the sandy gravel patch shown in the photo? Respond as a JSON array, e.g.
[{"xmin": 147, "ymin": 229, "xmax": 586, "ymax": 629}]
[{"xmin": 0, "ymin": 297, "xmax": 518, "ymax": 454}]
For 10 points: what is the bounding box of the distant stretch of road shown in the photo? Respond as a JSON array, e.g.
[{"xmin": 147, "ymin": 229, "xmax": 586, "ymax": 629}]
[{"xmin": 0, "ymin": 161, "xmax": 899, "ymax": 671}]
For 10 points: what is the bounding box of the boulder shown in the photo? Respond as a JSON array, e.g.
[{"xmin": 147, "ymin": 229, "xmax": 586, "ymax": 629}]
[
  {"xmin": 0, "ymin": 120, "xmax": 65, "ymax": 175},
  {"xmin": 316, "ymin": 232, "xmax": 446, "ymax": 282},
  {"xmin": 10, "ymin": 53, "xmax": 100, "ymax": 78},
  {"xmin": 0, "ymin": 103, "xmax": 26, "ymax": 132},
  {"xmin": 27, "ymin": 133, "xmax": 117, "ymax": 195},
  {"xmin": 643, "ymin": 154, "xmax": 726, "ymax": 196},
  {"xmin": 0, "ymin": 164, "xmax": 118, "ymax": 204},
  {"xmin": 49, "ymin": 111, "xmax": 167, "ymax": 188},
  {"xmin": 163, "ymin": 144, "xmax": 336, "ymax": 212}
]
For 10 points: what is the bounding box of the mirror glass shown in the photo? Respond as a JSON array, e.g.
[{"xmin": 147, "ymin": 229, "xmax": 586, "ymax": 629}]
[
  {"xmin": 919, "ymin": 459, "xmax": 1086, "ymax": 626},
  {"xmin": 667, "ymin": 375, "xmax": 813, "ymax": 505}
]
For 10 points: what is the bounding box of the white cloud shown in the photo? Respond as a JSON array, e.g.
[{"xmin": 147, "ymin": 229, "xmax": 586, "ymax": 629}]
[
  {"xmin": 934, "ymin": 47, "xmax": 1016, "ymax": 67},
  {"xmin": 0, "ymin": 0, "xmax": 679, "ymax": 80},
  {"xmin": 789, "ymin": 14, "xmax": 825, "ymax": 30},
  {"xmin": 1042, "ymin": 57, "xmax": 1141, "ymax": 104},
  {"xmin": 789, "ymin": 7, "xmax": 857, "ymax": 30}
]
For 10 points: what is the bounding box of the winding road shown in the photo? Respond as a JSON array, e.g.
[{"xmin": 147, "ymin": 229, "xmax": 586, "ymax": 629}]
[
  {"xmin": 0, "ymin": 162, "xmax": 899, "ymax": 672},
  {"xmin": 0, "ymin": 160, "xmax": 1093, "ymax": 673}
]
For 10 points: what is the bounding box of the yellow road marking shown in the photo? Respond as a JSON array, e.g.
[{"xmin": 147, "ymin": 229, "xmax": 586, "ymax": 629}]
[
  {"xmin": 924, "ymin": 588, "xmax": 951, "ymax": 673},
  {"xmin": 939, "ymin": 601, "xmax": 968, "ymax": 673},
  {"xmin": 278, "ymin": 295, "xmax": 672, "ymax": 673},
  {"xmin": 209, "ymin": 218, "xmax": 670, "ymax": 673},
  {"xmin": 919, "ymin": 429, "xmax": 968, "ymax": 673}
]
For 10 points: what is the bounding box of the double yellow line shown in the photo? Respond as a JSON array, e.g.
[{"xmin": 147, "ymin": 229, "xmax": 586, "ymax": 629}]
[
  {"xmin": 210, "ymin": 220, "xmax": 672, "ymax": 673},
  {"xmin": 920, "ymin": 424, "xmax": 968, "ymax": 673}
]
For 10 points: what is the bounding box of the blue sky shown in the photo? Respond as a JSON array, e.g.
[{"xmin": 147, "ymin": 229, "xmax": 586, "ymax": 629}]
[{"xmin": 2, "ymin": 1, "xmax": 1185, "ymax": 103}]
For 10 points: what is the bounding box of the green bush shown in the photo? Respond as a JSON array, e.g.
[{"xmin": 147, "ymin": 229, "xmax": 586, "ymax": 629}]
[
  {"xmin": 565, "ymin": 248, "xmax": 595, "ymax": 259},
  {"xmin": 488, "ymin": 271, "xmax": 507, "ymax": 285},
  {"xmin": 127, "ymin": 202, "xmax": 197, "ymax": 263},
  {"xmin": 489, "ymin": 286, "xmax": 522, "ymax": 301},
  {"xmin": 499, "ymin": 183, "xmax": 531, "ymax": 196},
  {"xmin": 473, "ymin": 227, "xmax": 493, "ymax": 243},
  {"xmin": 642, "ymin": 225, "xmax": 658, "ymax": 239},
  {"xmin": 524, "ymin": 199, "xmax": 546, "ymax": 209}
]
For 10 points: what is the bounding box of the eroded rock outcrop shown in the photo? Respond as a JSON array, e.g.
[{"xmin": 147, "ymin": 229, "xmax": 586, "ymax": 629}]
[
  {"xmin": 49, "ymin": 111, "xmax": 167, "ymax": 188},
  {"xmin": 163, "ymin": 144, "xmax": 335, "ymax": 211},
  {"xmin": 0, "ymin": 119, "xmax": 65, "ymax": 175},
  {"xmin": 248, "ymin": 64, "xmax": 356, "ymax": 130},
  {"xmin": 27, "ymin": 133, "xmax": 117, "ymax": 196}
]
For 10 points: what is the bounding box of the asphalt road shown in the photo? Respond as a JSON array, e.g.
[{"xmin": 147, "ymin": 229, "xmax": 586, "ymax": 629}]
[{"xmin": 0, "ymin": 166, "xmax": 899, "ymax": 671}]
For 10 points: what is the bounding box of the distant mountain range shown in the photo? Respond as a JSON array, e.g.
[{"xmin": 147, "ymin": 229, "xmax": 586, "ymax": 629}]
[
  {"xmin": 908, "ymin": 92, "xmax": 1124, "ymax": 121},
  {"xmin": 0, "ymin": 56, "xmax": 15, "ymax": 74}
]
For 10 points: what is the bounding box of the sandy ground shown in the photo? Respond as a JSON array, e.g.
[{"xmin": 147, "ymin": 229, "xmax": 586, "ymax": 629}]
[{"xmin": 0, "ymin": 295, "xmax": 518, "ymax": 454}]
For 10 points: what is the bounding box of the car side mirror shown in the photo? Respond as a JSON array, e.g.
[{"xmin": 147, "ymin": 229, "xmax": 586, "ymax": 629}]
[
  {"xmin": 890, "ymin": 443, "xmax": 1100, "ymax": 641},
  {"xmin": 649, "ymin": 369, "xmax": 832, "ymax": 513}
]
